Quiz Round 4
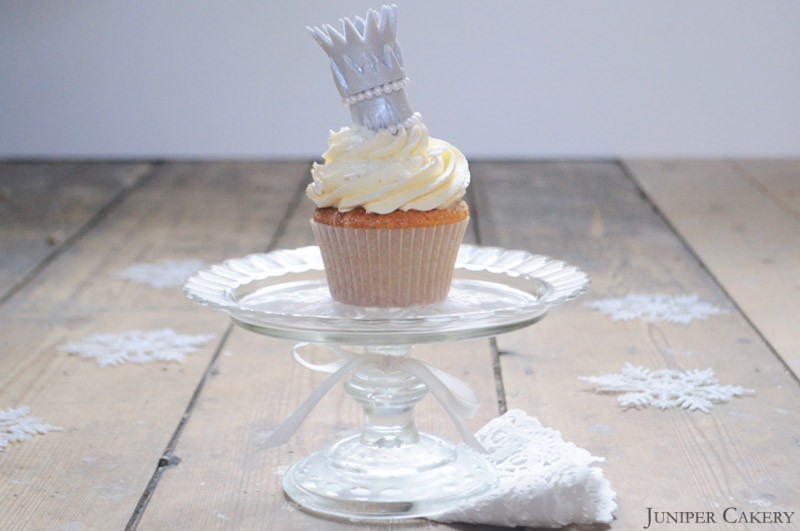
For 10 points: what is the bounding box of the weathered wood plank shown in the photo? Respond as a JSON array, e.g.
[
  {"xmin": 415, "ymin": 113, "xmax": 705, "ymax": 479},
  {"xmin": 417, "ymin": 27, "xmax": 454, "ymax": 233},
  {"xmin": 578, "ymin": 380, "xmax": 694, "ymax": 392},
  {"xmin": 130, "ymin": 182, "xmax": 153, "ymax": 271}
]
[
  {"xmin": 471, "ymin": 161, "xmax": 800, "ymax": 530},
  {"xmin": 625, "ymin": 159, "xmax": 800, "ymax": 378},
  {"xmin": 734, "ymin": 159, "xmax": 800, "ymax": 219},
  {"xmin": 0, "ymin": 162, "xmax": 309, "ymax": 531},
  {"xmin": 136, "ymin": 178, "xmax": 498, "ymax": 530},
  {"xmin": 0, "ymin": 161, "xmax": 152, "ymax": 302}
]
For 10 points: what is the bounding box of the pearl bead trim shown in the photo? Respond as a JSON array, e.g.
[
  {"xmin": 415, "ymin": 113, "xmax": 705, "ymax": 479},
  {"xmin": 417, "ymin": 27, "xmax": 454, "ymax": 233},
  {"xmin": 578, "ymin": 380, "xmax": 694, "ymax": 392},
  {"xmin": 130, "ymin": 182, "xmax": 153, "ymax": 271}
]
[
  {"xmin": 354, "ymin": 112, "xmax": 423, "ymax": 135},
  {"xmin": 343, "ymin": 77, "xmax": 410, "ymax": 105},
  {"xmin": 386, "ymin": 112, "xmax": 422, "ymax": 134}
]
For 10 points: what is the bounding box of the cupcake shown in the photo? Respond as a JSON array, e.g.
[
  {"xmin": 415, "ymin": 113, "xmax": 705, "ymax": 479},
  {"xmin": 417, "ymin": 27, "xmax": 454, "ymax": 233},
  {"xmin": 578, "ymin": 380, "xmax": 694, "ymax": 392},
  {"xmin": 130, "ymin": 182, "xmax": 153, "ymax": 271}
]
[{"xmin": 307, "ymin": 5, "xmax": 470, "ymax": 307}]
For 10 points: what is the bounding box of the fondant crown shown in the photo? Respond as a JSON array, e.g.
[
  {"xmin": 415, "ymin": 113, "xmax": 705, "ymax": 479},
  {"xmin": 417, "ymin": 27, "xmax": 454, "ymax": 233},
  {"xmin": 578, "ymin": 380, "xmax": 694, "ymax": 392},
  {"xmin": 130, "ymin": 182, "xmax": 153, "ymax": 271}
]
[{"xmin": 308, "ymin": 4, "xmax": 416, "ymax": 131}]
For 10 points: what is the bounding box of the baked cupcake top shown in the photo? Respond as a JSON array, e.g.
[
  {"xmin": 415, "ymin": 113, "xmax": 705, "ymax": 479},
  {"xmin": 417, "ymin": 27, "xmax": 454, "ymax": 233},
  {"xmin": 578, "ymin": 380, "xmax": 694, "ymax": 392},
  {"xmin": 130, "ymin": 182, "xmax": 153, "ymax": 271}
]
[
  {"xmin": 307, "ymin": 5, "xmax": 470, "ymax": 214},
  {"xmin": 313, "ymin": 200, "xmax": 468, "ymax": 229}
]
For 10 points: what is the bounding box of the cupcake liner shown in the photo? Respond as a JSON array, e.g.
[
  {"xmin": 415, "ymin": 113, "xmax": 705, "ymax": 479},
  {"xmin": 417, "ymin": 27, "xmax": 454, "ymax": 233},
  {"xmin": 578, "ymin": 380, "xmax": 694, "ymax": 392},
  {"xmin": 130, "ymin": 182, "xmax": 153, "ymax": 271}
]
[{"xmin": 311, "ymin": 219, "xmax": 468, "ymax": 307}]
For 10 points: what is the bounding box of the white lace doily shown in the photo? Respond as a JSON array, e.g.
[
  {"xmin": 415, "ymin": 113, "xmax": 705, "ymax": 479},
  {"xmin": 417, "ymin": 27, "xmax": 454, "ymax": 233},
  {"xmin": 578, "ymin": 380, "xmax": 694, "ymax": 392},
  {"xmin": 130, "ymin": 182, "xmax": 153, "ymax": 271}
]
[
  {"xmin": 1, "ymin": 407, "xmax": 61, "ymax": 451},
  {"xmin": 60, "ymin": 329, "xmax": 216, "ymax": 367},
  {"xmin": 586, "ymin": 293, "xmax": 727, "ymax": 324},
  {"xmin": 117, "ymin": 259, "xmax": 206, "ymax": 289},
  {"xmin": 432, "ymin": 409, "xmax": 616, "ymax": 528},
  {"xmin": 580, "ymin": 363, "xmax": 755, "ymax": 412}
]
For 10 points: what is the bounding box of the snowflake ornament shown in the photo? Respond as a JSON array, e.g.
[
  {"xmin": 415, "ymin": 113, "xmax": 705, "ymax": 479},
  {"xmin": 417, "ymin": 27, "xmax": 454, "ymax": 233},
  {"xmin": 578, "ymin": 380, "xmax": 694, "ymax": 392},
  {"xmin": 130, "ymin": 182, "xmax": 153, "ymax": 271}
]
[
  {"xmin": 60, "ymin": 329, "xmax": 215, "ymax": 367},
  {"xmin": 586, "ymin": 293, "xmax": 727, "ymax": 324},
  {"xmin": 1, "ymin": 407, "xmax": 61, "ymax": 451},
  {"xmin": 117, "ymin": 259, "xmax": 206, "ymax": 289},
  {"xmin": 580, "ymin": 363, "xmax": 754, "ymax": 412}
]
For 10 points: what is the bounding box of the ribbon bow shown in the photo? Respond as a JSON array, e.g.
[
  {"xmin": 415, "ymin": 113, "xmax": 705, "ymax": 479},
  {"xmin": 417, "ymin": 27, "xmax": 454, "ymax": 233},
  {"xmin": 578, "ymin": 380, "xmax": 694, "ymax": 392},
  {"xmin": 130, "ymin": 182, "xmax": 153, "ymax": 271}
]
[{"xmin": 263, "ymin": 342, "xmax": 487, "ymax": 453}]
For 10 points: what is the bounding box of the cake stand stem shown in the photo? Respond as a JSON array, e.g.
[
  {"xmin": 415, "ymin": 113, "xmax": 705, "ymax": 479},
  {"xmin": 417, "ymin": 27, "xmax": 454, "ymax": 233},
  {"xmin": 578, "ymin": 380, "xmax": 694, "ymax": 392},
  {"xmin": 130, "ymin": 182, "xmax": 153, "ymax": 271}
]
[{"xmin": 346, "ymin": 345, "xmax": 424, "ymax": 448}]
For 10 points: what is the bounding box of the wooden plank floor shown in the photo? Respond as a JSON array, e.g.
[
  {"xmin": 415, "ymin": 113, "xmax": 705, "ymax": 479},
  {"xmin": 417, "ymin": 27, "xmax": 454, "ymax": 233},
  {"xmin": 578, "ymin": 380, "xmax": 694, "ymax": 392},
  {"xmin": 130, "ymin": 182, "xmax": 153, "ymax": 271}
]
[
  {"xmin": 0, "ymin": 160, "xmax": 798, "ymax": 531},
  {"xmin": 0, "ymin": 162, "xmax": 152, "ymax": 303},
  {"xmin": 624, "ymin": 160, "xmax": 800, "ymax": 380}
]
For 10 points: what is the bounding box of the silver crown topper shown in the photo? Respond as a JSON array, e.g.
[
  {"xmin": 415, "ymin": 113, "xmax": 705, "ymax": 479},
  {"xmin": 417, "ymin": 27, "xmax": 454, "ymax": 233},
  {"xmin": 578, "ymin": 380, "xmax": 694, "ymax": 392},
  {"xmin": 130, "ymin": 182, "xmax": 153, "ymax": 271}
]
[{"xmin": 308, "ymin": 4, "xmax": 417, "ymax": 131}]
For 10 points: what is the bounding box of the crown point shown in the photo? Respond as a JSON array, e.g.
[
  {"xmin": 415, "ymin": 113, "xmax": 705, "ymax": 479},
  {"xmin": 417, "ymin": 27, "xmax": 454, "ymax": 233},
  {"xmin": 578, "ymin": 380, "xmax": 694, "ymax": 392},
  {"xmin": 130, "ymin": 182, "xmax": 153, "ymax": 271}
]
[
  {"xmin": 380, "ymin": 5, "xmax": 398, "ymax": 34},
  {"xmin": 363, "ymin": 13, "xmax": 379, "ymax": 44},
  {"xmin": 307, "ymin": 25, "xmax": 331, "ymax": 47},
  {"xmin": 342, "ymin": 17, "xmax": 362, "ymax": 43}
]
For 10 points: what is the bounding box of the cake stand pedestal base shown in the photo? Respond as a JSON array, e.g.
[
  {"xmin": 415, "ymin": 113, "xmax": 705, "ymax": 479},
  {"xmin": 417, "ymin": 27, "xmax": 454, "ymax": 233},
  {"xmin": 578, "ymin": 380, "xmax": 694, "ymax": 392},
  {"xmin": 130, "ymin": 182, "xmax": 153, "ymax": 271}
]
[
  {"xmin": 283, "ymin": 433, "xmax": 492, "ymax": 520},
  {"xmin": 282, "ymin": 344, "xmax": 494, "ymax": 520}
]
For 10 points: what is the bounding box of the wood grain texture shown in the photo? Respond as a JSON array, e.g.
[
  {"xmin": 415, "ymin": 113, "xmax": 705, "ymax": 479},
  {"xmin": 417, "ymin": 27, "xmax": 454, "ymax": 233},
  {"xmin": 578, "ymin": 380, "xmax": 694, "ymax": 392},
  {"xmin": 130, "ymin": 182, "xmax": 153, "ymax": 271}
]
[
  {"xmin": 0, "ymin": 162, "xmax": 309, "ymax": 531},
  {"xmin": 136, "ymin": 182, "xmax": 499, "ymax": 530},
  {"xmin": 625, "ymin": 159, "xmax": 800, "ymax": 379},
  {"xmin": 734, "ymin": 159, "xmax": 800, "ymax": 219},
  {"xmin": 470, "ymin": 161, "xmax": 800, "ymax": 531},
  {"xmin": 0, "ymin": 161, "xmax": 152, "ymax": 301}
]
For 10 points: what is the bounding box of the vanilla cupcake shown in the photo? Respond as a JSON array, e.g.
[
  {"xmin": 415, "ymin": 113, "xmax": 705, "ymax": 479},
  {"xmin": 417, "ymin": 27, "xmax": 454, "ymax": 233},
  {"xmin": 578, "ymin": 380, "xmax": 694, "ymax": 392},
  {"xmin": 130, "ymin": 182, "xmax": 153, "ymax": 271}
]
[
  {"xmin": 307, "ymin": 5, "xmax": 470, "ymax": 307},
  {"xmin": 308, "ymin": 121, "xmax": 469, "ymax": 307}
]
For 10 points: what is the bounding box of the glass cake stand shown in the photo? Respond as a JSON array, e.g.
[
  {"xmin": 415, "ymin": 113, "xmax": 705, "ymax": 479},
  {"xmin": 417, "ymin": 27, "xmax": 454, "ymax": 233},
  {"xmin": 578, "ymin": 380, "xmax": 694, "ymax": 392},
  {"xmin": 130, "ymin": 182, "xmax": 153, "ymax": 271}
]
[{"xmin": 184, "ymin": 244, "xmax": 589, "ymax": 521}]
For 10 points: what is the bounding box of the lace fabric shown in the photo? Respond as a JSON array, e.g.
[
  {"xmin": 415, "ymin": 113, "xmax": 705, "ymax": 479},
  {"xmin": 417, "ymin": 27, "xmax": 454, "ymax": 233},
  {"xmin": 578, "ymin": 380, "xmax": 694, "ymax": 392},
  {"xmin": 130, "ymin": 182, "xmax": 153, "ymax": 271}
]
[{"xmin": 433, "ymin": 409, "xmax": 617, "ymax": 528}]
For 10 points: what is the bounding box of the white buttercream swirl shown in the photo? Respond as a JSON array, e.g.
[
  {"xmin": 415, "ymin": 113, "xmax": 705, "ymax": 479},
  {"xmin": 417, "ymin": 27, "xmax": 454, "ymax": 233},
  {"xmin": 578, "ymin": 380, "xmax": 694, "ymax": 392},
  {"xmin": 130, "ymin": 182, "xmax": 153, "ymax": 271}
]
[{"xmin": 307, "ymin": 123, "xmax": 469, "ymax": 214}]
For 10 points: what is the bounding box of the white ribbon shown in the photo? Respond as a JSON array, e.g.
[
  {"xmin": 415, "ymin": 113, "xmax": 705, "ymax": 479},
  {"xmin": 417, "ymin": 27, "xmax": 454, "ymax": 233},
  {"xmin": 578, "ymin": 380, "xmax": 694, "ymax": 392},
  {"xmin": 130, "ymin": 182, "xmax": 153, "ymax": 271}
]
[{"xmin": 263, "ymin": 342, "xmax": 487, "ymax": 453}]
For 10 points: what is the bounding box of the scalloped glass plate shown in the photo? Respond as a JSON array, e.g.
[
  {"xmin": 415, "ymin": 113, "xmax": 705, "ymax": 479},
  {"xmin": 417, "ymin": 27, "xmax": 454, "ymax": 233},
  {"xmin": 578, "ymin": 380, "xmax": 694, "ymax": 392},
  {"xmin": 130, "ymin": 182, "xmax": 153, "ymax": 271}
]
[{"xmin": 184, "ymin": 245, "xmax": 589, "ymax": 344}]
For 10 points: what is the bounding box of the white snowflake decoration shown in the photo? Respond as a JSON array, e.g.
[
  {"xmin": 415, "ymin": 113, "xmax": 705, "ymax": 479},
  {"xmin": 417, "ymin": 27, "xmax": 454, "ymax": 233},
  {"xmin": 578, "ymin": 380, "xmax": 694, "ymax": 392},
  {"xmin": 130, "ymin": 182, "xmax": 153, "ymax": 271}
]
[
  {"xmin": 60, "ymin": 329, "xmax": 215, "ymax": 367},
  {"xmin": 1, "ymin": 407, "xmax": 61, "ymax": 451},
  {"xmin": 586, "ymin": 293, "xmax": 727, "ymax": 324},
  {"xmin": 116, "ymin": 259, "xmax": 206, "ymax": 289},
  {"xmin": 580, "ymin": 363, "xmax": 754, "ymax": 412}
]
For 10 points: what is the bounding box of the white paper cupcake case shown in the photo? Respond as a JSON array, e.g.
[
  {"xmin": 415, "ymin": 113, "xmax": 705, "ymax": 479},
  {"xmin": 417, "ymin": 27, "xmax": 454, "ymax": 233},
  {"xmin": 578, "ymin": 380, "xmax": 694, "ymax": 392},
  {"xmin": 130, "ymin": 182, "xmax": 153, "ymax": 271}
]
[{"xmin": 311, "ymin": 219, "xmax": 468, "ymax": 307}]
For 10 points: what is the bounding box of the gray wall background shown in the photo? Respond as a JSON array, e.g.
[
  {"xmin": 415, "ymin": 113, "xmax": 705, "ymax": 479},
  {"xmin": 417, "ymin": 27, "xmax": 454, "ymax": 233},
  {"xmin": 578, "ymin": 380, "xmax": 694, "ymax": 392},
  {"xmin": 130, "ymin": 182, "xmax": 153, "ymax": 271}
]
[{"xmin": 2, "ymin": 1, "xmax": 799, "ymax": 159}]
